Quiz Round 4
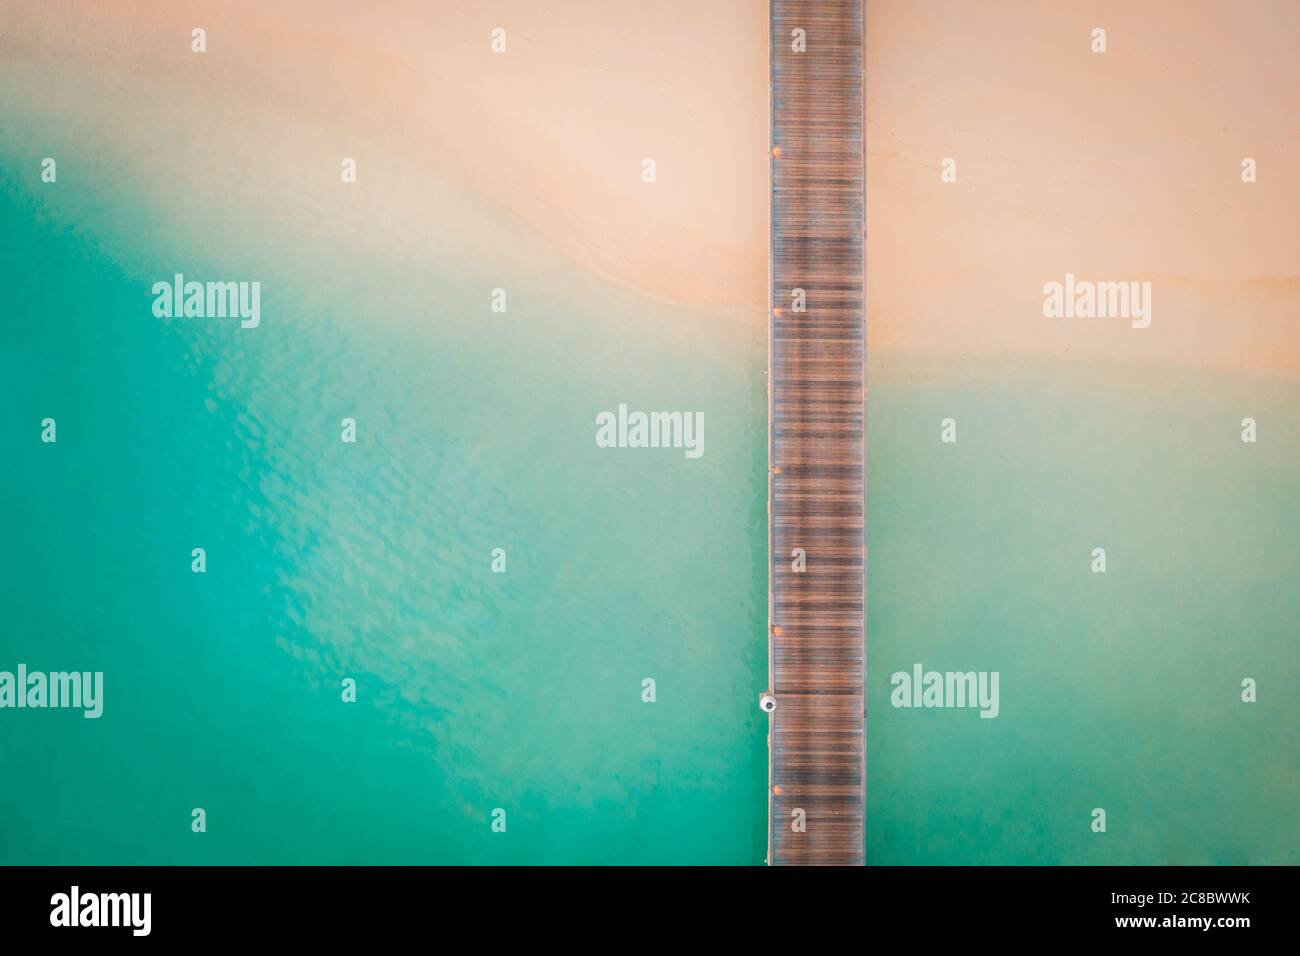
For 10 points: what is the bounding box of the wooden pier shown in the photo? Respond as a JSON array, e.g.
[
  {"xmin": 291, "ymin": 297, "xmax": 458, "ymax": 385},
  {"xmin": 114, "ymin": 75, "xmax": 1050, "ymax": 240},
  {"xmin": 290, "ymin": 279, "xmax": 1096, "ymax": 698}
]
[{"xmin": 767, "ymin": 0, "xmax": 865, "ymax": 866}]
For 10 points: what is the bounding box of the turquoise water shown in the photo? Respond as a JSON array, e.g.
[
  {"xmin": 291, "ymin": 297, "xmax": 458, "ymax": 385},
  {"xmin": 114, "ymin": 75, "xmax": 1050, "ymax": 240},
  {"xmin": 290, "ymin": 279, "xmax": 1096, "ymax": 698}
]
[
  {"xmin": 0, "ymin": 153, "xmax": 769, "ymax": 864},
  {"xmin": 5, "ymin": 123, "xmax": 1298, "ymax": 868},
  {"xmin": 867, "ymin": 354, "xmax": 1300, "ymax": 864}
]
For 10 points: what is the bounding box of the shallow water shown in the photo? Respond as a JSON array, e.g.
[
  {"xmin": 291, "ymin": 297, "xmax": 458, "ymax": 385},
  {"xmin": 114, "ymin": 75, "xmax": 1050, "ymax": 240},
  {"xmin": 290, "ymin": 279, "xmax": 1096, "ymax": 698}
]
[
  {"xmin": 0, "ymin": 149, "xmax": 769, "ymax": 864},
  {"xmin": 867, "ymin": 353, "xmax": 1300, "ymax": 864},
  {"xmin": 4, "ymin": 91, "xmax": 1297, "ymax": 867}
]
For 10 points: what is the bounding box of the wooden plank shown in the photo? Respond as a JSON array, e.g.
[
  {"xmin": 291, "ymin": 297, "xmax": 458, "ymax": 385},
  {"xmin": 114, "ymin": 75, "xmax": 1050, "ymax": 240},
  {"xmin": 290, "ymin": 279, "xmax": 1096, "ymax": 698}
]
[{"xmin": 768, "ymin": 0, "xmax": 864, "ymax": 866}]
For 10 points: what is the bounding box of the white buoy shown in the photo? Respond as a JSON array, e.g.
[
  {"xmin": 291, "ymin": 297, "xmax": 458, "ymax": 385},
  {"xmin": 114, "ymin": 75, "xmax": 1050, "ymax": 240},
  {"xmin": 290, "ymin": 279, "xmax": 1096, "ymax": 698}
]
[{"xmin": 759, "ymin": 692, "xmax": 777, "ymax": 713}]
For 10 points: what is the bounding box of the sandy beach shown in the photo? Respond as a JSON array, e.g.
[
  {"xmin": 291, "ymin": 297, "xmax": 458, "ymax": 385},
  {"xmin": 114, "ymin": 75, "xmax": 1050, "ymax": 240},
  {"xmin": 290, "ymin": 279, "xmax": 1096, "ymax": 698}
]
[{"xmin": 1, "ymin": 0, "xmax": 769, "ymax": 314}]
